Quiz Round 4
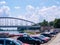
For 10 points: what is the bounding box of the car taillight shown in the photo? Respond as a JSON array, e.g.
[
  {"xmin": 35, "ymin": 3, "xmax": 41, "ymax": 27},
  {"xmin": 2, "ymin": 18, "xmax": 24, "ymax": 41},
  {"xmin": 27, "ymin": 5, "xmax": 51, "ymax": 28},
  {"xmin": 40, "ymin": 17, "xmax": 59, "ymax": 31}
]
[{"xmin": 44, "ymin": 38, "xmax": 48, "ymax": 41}]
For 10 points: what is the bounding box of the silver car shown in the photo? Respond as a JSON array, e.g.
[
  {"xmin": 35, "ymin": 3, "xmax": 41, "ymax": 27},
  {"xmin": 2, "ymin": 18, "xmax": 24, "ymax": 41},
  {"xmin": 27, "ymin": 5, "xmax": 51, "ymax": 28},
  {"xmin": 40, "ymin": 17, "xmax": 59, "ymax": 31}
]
[{"xmin": 0, "ymin": 38, "xmax": 22, "ymax": 45}]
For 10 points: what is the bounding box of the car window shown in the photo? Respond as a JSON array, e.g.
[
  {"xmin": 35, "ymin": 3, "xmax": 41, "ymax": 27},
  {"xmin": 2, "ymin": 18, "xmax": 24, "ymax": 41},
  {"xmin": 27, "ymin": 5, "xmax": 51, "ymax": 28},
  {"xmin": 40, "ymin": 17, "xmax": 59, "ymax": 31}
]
[
  {"xmin": 23, "ymin": 37, "xmax": 27, "ymax": 40},
  {"xmin": 40, "ymin": 35, "xmax": 45, "ymax": 38},
  {"xmin": 27, "ymin": 37, "xmax": 33, "ymax": 40},
  {"xmin": 6, "ymin": 40, "xmax": 16, "ymax": 45},
  {"xmin": 18, "ymin": 37, "xmax": 25, "ymax": 39},
  {"xmin": 16, "ymin": 40, "xmax": 22, "ymax": 45},
  {"xmin": 34, "ymin": 37, "xmax": 40, "ymax": 39},
  {"xmin": 0, "ymin": 40, "xmax": 4, "ymax": 45}
]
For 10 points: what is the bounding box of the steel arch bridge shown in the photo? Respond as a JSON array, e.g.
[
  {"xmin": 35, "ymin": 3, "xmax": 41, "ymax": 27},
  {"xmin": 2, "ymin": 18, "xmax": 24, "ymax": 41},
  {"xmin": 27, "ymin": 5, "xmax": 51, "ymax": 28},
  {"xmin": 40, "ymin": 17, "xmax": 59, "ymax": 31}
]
[
  {"xmin": 0, "ymin": 17, "xmax": 40, "ymax": 32},
  {"xmin": 0, "ymin": 17, "xmax": 35, "ymax": 26}
]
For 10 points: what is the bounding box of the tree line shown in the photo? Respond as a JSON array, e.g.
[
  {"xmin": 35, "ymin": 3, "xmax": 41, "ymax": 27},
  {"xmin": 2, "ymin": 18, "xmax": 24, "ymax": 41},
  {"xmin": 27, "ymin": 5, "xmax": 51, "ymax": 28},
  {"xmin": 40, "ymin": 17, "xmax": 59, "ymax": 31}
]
[{"xmin": 34, "ymin": 19, "xmax": 60, "ymax": 28}]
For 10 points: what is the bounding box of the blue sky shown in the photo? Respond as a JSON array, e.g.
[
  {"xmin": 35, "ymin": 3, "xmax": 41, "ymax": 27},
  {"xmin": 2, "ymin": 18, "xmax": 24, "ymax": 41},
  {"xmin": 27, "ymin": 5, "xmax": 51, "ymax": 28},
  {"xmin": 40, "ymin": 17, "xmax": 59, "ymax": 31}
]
[{"xmin": 0, "ymin": 0, "xmax": 60, "ymax": 23}]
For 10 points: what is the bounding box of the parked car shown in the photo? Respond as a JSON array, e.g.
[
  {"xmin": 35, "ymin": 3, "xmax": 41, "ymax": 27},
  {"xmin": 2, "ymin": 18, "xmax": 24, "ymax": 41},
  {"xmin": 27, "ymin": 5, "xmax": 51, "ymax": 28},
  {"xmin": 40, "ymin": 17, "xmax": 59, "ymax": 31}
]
[
  {"xmin": 0, "ymin": 33, "xmax": 9, "ymax": 38},
  {"xmin": 39, "ymin": 35, "xmax": 50, "ymax": 42},
  {"xmin": 23, "ymin": 43, "xmax": 30, "ymax": 45},
  {"xmin": 41, "ymin": 32, "xmax": 52, "ymax": 38},
  {"xmin": 53, "ymin": 30, "xmax": 59, "ymax": 34},
  {"xmin": 9, "ymin": 33, "xmax": 29, "ymax": 37},
  {"xmin": 0, "ymin": 38, "xmax": 22, "ymax": 45},
  {"xmin": 17, "ymin": 36, "xmax": 41, "ymax": 45},
  {"xmin": 32, "ymin": 36, "xmax": 47, "ymax": 44},
  {"xmin": 50, "ymin": 32, "xmax": 57, "ymax": 36}
]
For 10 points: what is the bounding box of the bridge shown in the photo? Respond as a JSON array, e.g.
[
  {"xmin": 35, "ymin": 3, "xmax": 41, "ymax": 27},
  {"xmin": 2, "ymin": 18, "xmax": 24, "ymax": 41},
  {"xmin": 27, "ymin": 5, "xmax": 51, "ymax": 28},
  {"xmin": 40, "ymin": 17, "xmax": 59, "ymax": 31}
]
[{"xmin": 0, "ymin": 17, "xmax": 40, "ymax": 32}]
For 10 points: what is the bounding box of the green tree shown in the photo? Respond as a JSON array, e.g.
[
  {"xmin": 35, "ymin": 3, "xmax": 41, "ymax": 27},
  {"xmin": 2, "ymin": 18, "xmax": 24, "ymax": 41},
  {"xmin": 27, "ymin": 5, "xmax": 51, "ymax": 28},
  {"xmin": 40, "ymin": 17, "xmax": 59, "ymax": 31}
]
[
  {"xmin": 54, "ymin": 19, "xmax": 60, "ymax": 28},
  {"xmin": 49, "ymin": 21, "xmax": 54, "ymax": 26},
  {"xmin": 41, "ymin": 20, "xmax": 48, "ymax": 26}
]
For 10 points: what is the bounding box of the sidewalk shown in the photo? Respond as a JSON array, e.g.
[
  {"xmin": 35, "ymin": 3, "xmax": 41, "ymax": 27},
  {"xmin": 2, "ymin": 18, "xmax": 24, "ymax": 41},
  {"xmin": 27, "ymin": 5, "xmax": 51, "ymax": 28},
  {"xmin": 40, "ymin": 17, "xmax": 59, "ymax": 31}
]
[{"xmin": 48, "ymin": 33, "xmax": 60, "ymax": 45}]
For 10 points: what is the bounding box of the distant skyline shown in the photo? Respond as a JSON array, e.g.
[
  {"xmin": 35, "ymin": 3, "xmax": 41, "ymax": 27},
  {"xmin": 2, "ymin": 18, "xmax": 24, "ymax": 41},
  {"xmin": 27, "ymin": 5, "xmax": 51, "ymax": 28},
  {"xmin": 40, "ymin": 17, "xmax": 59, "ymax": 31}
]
[{"xmin": 0, "ymin": 0, "xmax": 60, "ymax": 23}]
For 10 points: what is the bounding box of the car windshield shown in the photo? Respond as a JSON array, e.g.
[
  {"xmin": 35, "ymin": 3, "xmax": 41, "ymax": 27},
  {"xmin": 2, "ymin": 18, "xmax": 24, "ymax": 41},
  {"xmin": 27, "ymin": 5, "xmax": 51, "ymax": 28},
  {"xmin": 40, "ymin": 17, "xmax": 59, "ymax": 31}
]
[
  {"xmin": 26, "ymin": 36, "xmax": 34, "ymax": 40},
  {"xmin": 33, "ymin": 37, "xmax": 39, "ymax": 39},
  {"xmin": 14, "ymin": 40, "xmax": 22, "ymax": 45},
  {"xmin": 40, "ymin": 35, "xmax": 45, "ymax": 38}
]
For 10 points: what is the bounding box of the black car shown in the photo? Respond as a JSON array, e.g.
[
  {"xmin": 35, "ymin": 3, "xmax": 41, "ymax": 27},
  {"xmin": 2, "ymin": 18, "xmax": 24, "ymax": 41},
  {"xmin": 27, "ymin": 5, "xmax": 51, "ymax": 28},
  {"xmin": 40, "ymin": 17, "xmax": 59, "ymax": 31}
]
[
  {"xmin": 41, "ymin": 33, "xmax": 52, "ymax": 38},
  {"xmin": 32, "ymin": 36, "xmax": 49, "ymax": 44},
  {"xmin": 53, "ymin": 30, "xmax": 59, "ymax": 34},
  {"xmin": 50, "ymin": 32, "xmax": 57, "ymax": 36},
  {"xmin": 17, "ymin": 36, "xmax": 41, "ymax": 45}
]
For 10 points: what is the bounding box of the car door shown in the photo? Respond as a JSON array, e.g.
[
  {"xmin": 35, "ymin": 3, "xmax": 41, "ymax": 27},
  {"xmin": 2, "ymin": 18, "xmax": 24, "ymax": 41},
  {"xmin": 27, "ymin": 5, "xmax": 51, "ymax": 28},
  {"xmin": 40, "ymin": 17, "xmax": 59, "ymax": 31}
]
[
  {"xmin": 5, "ymin": 40, "xmax": 16, "ymax": 45},
  {"xmin": 25, "ymin": 37, "xmax": 35, "ymax": 44},
  {"xmin": 23, "ymin": 37, "xmax": 28, "ymax": 43},
  {"xmin": 0, "ymin": 39, "xmax": 4, "ymax": 45},
  {"xmin": 19, "ymin": 37, "xmax": 31, "ymax": 43}
]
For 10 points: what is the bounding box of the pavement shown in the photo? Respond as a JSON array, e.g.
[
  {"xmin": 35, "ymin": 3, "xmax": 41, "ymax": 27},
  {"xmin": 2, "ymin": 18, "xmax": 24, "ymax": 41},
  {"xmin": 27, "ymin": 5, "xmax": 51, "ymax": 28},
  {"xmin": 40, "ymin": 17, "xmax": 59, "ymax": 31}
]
[
  {"xmin": 41, "ymin": 33, "xmax": 60, "ymax": 45},
  {"xmin": 48, "ymin": 33, "xmax": 60, "ymax": 45}
]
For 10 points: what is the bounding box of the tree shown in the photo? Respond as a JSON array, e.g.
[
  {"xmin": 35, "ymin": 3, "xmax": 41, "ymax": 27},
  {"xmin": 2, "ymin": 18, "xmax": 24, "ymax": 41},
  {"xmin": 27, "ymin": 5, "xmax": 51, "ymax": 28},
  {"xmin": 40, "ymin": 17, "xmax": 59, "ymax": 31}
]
[
  {"xmin": 49, "ymin": 21, "xmax": 54, "ymax": 26},
  {"xmin": 41, "ymin": 20, "xmax": 48, "ymax": 26},
  {"xmin": 54, "ymin": 19, "xmax": 60, "ymax": 28}
]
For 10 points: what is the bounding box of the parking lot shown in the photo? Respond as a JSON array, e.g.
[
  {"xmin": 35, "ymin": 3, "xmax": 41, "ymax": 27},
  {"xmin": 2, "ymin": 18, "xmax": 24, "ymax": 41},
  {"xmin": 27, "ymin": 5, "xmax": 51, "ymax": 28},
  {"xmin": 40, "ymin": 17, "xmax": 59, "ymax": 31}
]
[
  {"xmin": 9, "ymin": 31, "xmax": 60, "ymax": 45},
  {"xmin": 0, "ymin": 30, "xmax": 59, "ymax": 45}
]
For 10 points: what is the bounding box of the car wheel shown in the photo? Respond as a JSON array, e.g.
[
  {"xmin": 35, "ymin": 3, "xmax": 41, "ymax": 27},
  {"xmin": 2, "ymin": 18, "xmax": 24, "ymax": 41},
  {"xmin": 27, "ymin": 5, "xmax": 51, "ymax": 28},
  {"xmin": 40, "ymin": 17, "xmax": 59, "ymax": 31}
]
[
  {"xmin": 37, "ymin": 43, "xmax": 40, "ymax": 45},
  {"xmin": 34, "ymin": 43, "xmax": 36, "ymax": 45},
  {"xmin": 34, "ymin": 43, "xmax": 37, "ymax": 45}
]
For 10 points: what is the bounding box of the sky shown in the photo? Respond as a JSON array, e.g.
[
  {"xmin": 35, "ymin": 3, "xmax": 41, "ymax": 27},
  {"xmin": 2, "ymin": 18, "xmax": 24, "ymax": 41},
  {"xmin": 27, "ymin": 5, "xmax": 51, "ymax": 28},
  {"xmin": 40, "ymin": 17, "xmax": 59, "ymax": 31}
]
[{"xmin": 0, "ymin": 0, "xmax": 60, "ymax": 23}]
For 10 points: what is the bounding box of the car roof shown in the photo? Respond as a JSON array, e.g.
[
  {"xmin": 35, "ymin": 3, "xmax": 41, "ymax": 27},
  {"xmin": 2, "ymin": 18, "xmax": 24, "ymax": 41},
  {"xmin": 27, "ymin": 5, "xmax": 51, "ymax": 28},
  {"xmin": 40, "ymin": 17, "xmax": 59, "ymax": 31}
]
[
  {"xmin": 0, "ymin": 38, "xmax": 16, "ymax": 41},
  {"xmin": 31, "ymin": 36, "xmax": 39, "ymax": 37}
]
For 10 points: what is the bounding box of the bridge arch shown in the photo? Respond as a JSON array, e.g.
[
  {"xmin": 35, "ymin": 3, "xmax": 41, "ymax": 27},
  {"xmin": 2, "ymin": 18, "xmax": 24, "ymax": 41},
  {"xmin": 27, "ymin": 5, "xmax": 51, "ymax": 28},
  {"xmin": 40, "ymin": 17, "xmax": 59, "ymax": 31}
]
[{"xmin": 0, "ymin": 17, "xmax": 35, "ymax": 27}]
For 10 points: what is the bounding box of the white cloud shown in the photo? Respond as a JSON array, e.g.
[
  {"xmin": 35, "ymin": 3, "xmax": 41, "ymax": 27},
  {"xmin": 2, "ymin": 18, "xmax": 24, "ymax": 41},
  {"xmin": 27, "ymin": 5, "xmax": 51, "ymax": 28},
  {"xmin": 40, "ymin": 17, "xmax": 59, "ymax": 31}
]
[
  {"xmin": 0, "ymin": 1, "xmax": 6, "ymax": 5},
  {"xmin": 0, "ymin": 6, "xmax": 10, "ymax": 17},
  {"xmin": 18, "ymin": 5, "xmax": 60, "ymax": 23},
  {"xmin": 29, "ymin": 5, "xmax": 60, "ymax": 22},
  {"xmin": 17, "ymin": 15, "xmax": 26, "ymax": 19},
  {"xmin": 14, "ymin": 6, "xmax": 21, "ymax": 9},
  {"xmin": 26, "ymin": 5, "xmax": 35, "ymax": 12},
  {"xmin": 17, "ymin": 5, "xmax": 40, "ymax": 23},
  {"xmin": 38, "ymin": 5, "xmax": 60, "ymax": 22}
]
